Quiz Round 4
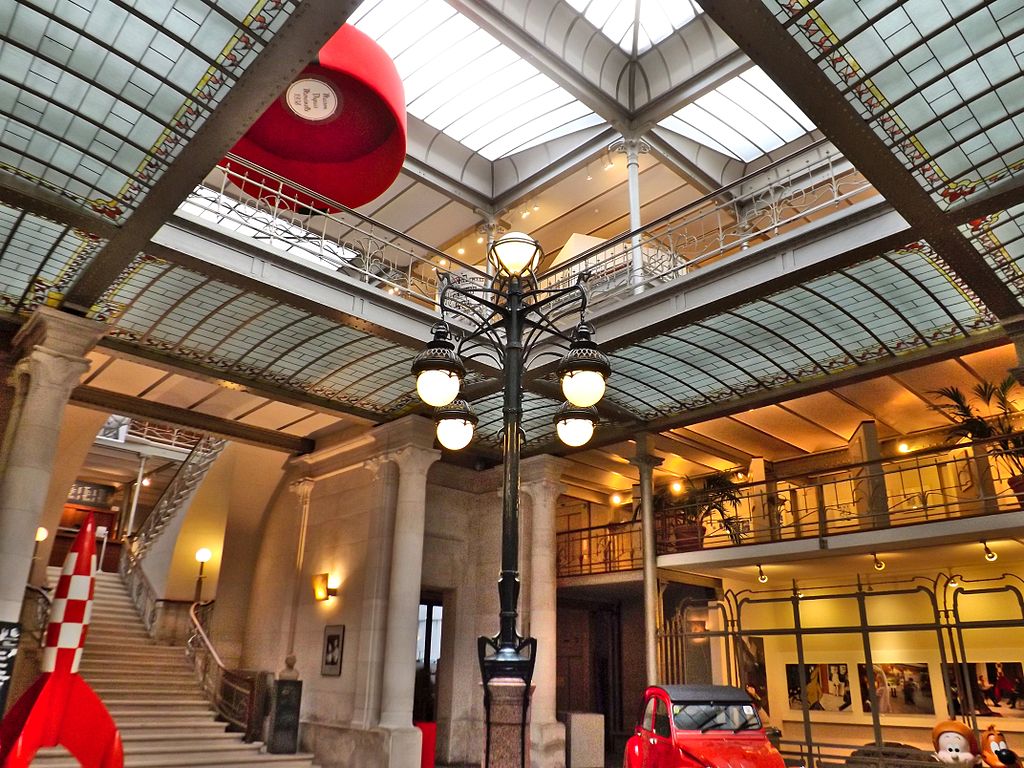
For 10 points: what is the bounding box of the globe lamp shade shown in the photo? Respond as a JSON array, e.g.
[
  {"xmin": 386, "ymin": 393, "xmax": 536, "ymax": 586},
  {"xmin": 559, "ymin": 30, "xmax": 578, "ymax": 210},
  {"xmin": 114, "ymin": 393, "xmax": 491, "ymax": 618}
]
[
  {"xmin": 416, "ymin": 369, "xmax": 461, "ymax": 408},
  {"xmin": 489, "ymin": 231, "xmax": 542, "ymax": 276},
  {"xmin": 435, "ymin": 400, "xmax": 478, "ymax": 451},
  {"xmin": 195, "ymin": 547, "xmax": 212, "ymax": 564},
  {"xmin": 561, "ymin": 369, "xmax": 606, "ymax": 409},
  {"xmin": 411, "ymin": 323, "xmax": 465, "ymax": 407},
  {"xmin": 557, "ymin": 324, "xmax": 611, "ymax": 407},
  {"xmin": 554, "ymin": 404, "xmax": 598, "ymax": 447}
]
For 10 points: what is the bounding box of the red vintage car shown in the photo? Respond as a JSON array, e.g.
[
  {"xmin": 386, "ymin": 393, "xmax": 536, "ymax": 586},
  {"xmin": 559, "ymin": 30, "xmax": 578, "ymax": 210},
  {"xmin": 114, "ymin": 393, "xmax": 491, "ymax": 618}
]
[{"xmin": 624, "ymin": 684, "xmax": 785, "ymax": 768}]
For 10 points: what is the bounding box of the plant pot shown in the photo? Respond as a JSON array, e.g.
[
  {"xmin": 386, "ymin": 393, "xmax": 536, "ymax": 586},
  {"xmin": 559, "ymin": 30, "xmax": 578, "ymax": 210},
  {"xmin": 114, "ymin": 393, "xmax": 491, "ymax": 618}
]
[
  {"xmin": 672, "ymin": 523, "xmax": 704, "ymax": 552},
  {"xmin": 1007, "ymin": 474, "xmax": 1024, "ymax": 510}
]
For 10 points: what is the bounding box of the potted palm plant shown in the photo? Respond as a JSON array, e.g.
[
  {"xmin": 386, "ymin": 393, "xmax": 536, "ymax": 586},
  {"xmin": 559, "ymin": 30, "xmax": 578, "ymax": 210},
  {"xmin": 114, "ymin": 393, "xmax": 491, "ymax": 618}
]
[
  {"xmin": 655, "ymin": 471, "xmax": 745, "ymax": 548},
  {"xmin": 930, "ymin": 375, "xmax": 1024, "ymax": 501}
]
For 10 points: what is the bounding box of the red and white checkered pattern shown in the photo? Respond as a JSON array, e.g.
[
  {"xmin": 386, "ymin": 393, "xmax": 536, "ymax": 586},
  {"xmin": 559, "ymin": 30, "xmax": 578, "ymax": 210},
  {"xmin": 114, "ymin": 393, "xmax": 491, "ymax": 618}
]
[{"xmin": 42, "ymin": 545, "xmax": 96, "ymax": 675}]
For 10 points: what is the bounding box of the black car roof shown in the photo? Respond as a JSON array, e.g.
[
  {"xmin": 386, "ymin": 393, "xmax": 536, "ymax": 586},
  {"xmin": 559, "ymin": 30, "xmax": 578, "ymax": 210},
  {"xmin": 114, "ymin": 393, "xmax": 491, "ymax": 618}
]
[{"xmin": 653, "ymin": 684, "xmax": 753, "ymax": 704}]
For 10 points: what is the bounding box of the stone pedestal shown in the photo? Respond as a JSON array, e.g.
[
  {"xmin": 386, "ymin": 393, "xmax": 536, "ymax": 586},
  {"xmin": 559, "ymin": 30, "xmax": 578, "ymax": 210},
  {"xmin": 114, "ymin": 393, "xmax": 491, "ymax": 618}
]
[{"xmin": 483, "ymin": 678, "xmax": 533, "ymax": 768}]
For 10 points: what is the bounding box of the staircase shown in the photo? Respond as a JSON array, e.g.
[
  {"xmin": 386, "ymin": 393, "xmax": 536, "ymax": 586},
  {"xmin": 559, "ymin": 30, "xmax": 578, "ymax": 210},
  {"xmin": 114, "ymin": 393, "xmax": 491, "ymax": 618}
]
[{"xmin": 32, "ymin": 569, "xmax": 317, "ymax": 768}]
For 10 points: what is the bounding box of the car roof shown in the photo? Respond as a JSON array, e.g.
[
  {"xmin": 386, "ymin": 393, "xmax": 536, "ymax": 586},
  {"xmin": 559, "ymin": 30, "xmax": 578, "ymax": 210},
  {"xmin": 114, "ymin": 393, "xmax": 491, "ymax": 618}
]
[{"xmin": 651, "ymin": 684, "xmax": 753, "ymax": 704}]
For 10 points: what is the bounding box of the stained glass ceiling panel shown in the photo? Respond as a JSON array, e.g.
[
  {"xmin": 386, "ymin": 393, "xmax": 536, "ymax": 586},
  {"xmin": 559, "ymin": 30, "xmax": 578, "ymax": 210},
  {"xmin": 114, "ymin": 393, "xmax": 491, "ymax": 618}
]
[
  {"xmin": 350, "ymin": 0, "xmax": 603, "ymax": 160},
  {"xmin": 963, "ymin": 203, "xmax": 1024, "ymax": 301},
  {"xmin": 658, "ymin": 67, "xmax": 816, "ymax": 161},
  {"xmin": 563, "ymin": 0, "xmax": 703, "ymax": 55},
  {"xmin": 0, "ymin": 202, "xmax": 104, "ymax": 314},
  {"xmin": 765, "ymin": 0, "xmax": 1024, "ymax": 208},
  {"xmin": 0, "ymin": 0, "xmax": 297, "ymax": 222},
  {"xmin": 93, "ymin": 255, "xmax": 428, "ymax": 416},
  {"xmin": 602, "ymin": 241, "xmax": 996, "ymax": 419}
]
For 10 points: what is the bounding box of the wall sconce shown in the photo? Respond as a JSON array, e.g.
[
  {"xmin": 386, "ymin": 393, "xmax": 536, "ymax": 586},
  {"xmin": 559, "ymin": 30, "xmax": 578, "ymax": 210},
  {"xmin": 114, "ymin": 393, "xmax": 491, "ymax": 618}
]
[
  {"xmin": 872, "ymin": 553, "xmax": 886, "ymax": 571},
  {"xmin": 313, "ymin": 572, "xmax": 338, "ymax": 602},
  {"xmin": 982, "ymin": 541, "xmax": 998, "ymax": 562},
  {"xmin": 194, "ymin": 547, "xmax": 212, "ymax": 603}
]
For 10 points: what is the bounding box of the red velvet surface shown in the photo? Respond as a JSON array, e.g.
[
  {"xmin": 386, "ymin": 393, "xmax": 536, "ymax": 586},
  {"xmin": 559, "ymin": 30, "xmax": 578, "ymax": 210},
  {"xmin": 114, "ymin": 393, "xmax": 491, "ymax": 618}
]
[{"xmin": 229, "ymin": 24, "xmax": 406, "ymax": 211}]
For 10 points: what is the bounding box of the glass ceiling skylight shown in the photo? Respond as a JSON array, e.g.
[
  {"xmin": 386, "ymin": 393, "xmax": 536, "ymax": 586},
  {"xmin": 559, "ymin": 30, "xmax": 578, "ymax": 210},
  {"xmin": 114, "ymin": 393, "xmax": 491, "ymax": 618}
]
[
  {"xmin": 351, "ymin": 0, "xmax": 603, "ymax": 161},
  {"xmin": 564, "ymin": 0, "xmax": 703, "ymax": 54},
  {"xmin": 659, "ymin": 67, "xmax": 816, "ymax": 162}
]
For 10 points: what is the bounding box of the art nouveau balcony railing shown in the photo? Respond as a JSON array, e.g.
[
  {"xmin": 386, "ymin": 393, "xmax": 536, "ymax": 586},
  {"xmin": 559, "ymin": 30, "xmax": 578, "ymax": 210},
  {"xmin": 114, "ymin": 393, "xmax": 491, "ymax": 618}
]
[
  {"xmin": 556, "ymin": 441, "xmax": 1022, "ymax": 579},
  {"xmin": 179, "ymin": 141, "xmax": 874, "ymax": 313}
]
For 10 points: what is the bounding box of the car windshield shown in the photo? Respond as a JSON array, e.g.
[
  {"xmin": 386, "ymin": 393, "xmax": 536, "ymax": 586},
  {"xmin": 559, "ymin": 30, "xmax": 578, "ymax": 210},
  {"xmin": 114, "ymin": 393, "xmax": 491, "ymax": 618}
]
[{"xmin": 672, "ymin": 702, "xmax": 761, "ymax": 732}]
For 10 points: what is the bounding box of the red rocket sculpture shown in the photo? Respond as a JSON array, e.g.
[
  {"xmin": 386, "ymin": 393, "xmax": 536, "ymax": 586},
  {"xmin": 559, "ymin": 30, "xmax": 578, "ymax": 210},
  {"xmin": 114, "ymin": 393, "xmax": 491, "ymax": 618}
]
[
  {"xmin": 0, "ymin": 514, "xmax": 123, "ymax": 768},
  {"xmin": 228, "ymin": 23, "xmax": 406, "ymax": 212}
]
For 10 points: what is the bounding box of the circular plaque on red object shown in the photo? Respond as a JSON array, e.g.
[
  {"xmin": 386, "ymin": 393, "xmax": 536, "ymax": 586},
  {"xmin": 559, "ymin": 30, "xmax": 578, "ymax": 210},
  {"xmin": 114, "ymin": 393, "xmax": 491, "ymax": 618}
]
[{"xmin": 228, "ymin": 24, "xmax": 406, "ymax": 212}]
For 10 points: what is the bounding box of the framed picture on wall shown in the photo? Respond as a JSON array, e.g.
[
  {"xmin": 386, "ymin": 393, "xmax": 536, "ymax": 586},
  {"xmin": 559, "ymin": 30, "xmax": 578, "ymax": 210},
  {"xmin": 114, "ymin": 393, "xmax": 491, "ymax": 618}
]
[
  {"xmin": 857, "ymin": 662, "xmax": 933, "ymax": 715},
  {"xmin": 785, "ymin": 663, "xmax": 852, "ymax": 712},
  {"xmin": 322, "ymin": 624, "xmax": 345, "ymax": 677}
]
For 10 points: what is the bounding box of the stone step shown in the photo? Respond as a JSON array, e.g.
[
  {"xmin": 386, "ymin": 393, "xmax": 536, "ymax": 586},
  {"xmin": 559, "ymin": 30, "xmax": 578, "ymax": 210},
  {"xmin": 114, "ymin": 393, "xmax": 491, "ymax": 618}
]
[
  {"xmin": 102, "ymin": 696, "xmax": 210, "ymax": 707},
  {"xmin": 30, "ymin": 750, "xmax": 317, "ymax": 767},
  {"xmin": 84, "ymin": 672, "xmax": 196, "ymax": 684},
  {"xmin": 106, "ymin": 707, "xmax": 214, "ymax": 720},
  {"xmin": 83, "ymin": 644, "xmax": 185, "ymax": 657}
]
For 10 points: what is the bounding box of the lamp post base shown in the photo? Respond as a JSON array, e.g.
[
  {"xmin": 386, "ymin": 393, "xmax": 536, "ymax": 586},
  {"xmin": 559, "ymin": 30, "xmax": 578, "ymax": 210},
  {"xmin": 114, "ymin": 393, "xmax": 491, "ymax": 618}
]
[{"xmin": 482, "ymin": 678, "xmax": 534, "ymax": 768}]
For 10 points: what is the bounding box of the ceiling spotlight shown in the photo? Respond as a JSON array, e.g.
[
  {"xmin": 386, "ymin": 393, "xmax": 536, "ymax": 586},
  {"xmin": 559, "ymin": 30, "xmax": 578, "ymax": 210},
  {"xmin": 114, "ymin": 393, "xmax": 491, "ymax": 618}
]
[
  {"xmin": 611, "ymin": 493, "xmax": 623, "ymax": 506},
  {"xmin": 897, "ymin": 441, "xmax": 911, "ymax": 453},
  {"xmin": 757, "ymin": 564, "xmax": 768, "ymax": 584},
  {"xmin": 141, "ymin": 476, "xmax": 151, "ymax": 487},
  {"xmin": 873, "ymin": 553, "xmax": 886, "ymax": 571},
  {"xmin": 477, "ymin": 235, "xmax": 485, "ymax": 244},
  {"xmin": 983, "ymin": 541, "xmax": 998, "ymax": 562},
  {"xmin": 735, "ymin": 471, "xmax": 746, "ymax": 481},
  {"xmin": 439, "ymin": 258, "xmax": 447, "ymax": 266},
  {"xmin": 586, "ymin": 172, "xmax": 593, "ymax": 181},
  {"xmin": 457, "ymin": 247, "xmax": 465, "ymax": 255},
  {"xmin": 604, "ymin": 157, "xmax": 614, "ymax": 171},
  {"xmin": 521, "ymin": 209, "xmax": 530, "ymax": 219}
]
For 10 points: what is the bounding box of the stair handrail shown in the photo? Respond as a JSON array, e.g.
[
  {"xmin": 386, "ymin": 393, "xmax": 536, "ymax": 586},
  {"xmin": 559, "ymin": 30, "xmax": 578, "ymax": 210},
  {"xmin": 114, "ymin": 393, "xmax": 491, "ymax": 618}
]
[
  {"xmin": 123, "ymin": 434, "xmax": 227, "ymax": 571},
  {"xmin": 186, "ymin": 600, "xmax": 266, "ymax": 742},
  {"xmin": 23, "ymin": 584, "xmax": 51, "ymax": 647}
]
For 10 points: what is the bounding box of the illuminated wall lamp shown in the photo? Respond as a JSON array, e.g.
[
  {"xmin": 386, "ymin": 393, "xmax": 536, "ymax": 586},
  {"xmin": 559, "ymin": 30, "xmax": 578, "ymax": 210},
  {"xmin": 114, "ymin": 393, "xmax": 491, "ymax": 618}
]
[{"xmin": 313, "ymin": 572, "xmax": 338, "ymax": 602}]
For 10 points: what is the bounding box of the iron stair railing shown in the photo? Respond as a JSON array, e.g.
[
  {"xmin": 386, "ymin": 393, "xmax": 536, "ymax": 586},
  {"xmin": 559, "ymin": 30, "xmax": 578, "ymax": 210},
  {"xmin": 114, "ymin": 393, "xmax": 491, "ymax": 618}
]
[{"xmin": 122, "ymin": 434, "xmax": 226, "ymax": 571}]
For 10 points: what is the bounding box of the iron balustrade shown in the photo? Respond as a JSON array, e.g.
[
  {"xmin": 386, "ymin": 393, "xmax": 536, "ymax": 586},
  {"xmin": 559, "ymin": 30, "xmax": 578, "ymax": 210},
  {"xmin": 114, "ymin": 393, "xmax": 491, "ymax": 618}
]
[
  {"xmin": 125, "ymin": 420, "xmax": 203, "ymax": 451},
  {"xmin": 556, "ymin": 440, "xmax": 1024, "ymax": 577},
  {"xmin": 180, "ymin": 145, "xmax": 872, "ymax": 312},
  {"xmin": 187, "ymin": 601, "xmax": 266, "ymax": 742}
]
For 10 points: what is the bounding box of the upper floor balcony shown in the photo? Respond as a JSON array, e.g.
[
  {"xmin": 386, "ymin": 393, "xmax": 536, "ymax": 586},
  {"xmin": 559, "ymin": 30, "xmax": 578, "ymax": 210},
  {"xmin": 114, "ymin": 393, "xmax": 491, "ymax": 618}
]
[{"xmin": 556, "ymin": 434, "xmax": 1024, "ymax": 579}]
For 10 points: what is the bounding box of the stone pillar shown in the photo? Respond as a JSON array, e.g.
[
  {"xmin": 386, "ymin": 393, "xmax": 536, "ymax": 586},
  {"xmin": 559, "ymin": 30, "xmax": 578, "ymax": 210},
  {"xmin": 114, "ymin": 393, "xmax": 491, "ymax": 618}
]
[
  {"xmin": 629, "ymin": 438, "xmax": 662, "ymax": 686},
  {"xmin": 353, "ymin": 457, "xmax": 399, "ymax": 728},
  {"xmin": 281, "ymin": 477, "xmax": 314, "ymax": 679},
  {"xmin": 614, "ymin": 136, "xmax": 651, "ymax": 288},
  {"xmin": 747, "ymin": 458, "xmax": 779, "ymax": 542},
  {"xmin": 379, "ymin": 445, "xmax": 439, "ymax": 768},
  {"xmin": 521, "ymin": 456, "xmax": 569, "ymax": 768},
  {"xmin": 850, "ymin": 422, "xmax": 889, "ymax": 530},
  {"xmin": 0, "ymin": 307, "xmax": 104, "ymax": 623}
]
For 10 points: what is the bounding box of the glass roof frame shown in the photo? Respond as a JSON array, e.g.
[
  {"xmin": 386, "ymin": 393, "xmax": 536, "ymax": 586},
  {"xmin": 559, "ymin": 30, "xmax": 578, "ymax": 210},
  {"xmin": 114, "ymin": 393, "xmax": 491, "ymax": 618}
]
[{"xmin": 563, "ymin": 0, "xmax": 704, "ymax": 56}]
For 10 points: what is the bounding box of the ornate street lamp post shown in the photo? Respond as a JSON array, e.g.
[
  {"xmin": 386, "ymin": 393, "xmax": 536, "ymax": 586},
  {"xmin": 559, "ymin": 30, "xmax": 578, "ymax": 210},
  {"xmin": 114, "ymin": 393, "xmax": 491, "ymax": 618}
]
[{"xmin": 412, "ymin": 232, "xmax": 610, "ymax": 767}]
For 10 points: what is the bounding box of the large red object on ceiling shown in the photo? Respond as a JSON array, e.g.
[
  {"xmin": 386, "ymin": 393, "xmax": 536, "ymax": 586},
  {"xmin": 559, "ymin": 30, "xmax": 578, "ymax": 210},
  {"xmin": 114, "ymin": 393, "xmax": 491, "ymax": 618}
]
[{"xmin": 228, "ymin": 24, "xmax": 406, "ymax": 212}]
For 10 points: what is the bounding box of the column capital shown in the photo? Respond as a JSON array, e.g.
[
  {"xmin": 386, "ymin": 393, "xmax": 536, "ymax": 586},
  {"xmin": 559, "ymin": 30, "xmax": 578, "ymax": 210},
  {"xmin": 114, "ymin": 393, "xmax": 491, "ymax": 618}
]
[
  {"xmin": 629, "ymin": 453, "xmax": 663, "ymax": 473},
  {"xmin": 389, "ymin": 445, "xmax": 440, "ymax": 480},
  {"xmin": 519, "ymin": 455, "xmax": 571, "ymax": 494},
  {"xmin": 14, "ymin": 306, "xmax": 106, "ymax": 361},
  {"xmin": 611, "ymin": 136, "xmax": 651, "ymax": 158},
  {"xmin": 289, "ymin": 477, "xmax": 315, "ymax": 504}
]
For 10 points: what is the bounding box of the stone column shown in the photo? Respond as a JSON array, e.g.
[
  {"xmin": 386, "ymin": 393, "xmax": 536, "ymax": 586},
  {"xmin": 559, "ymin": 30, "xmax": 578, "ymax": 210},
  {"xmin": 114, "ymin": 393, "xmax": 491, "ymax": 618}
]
[
  {"xmin": 379, "ymin": 445, "xmax": 439, "ymax": 768},
  {"xmin": 0, "ymin": 307, "xmax": 105, "ymax": 623},
  {"xmin": 629, "ymin": 438, "xmax": 662, "ymax": 686},
  {"xmin": 850, "ymin": 421, "xmax": 889, "ymax": 530},
  {"xmin": 521, "ymin": 456, "xmax": 569, "ymax": 768},
  {"xmin": 280, "ymin": 477, "xmax": 314, "ymax": 679},
  {"xmin": 353, "ymin": 457, "xmax": 399, "ymax": 728}
]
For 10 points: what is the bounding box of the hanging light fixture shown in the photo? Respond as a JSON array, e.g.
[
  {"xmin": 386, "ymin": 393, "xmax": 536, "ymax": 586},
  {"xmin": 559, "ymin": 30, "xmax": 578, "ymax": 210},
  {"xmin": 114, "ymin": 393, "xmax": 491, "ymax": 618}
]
[
  {"xmin": 434, "ymin": 399, "xmax": 478, "ymax": 451},
  {"xmin": 556, "ymin": 323, "xmax": 611, "ymax": 408},
  {"xmin": 553, "ymin": 403, "xmax": 599, "ymax": 447},
  {"xmin": 982, "ymin": 541, "xmax": 998, "ymax": 562},
  {"xmin": 757, "ymin": 564, "xmax": 768, "ymax": 584},
  {"xmin": 872, "ymin": 553, "xmax": 886, "ymax": 571},
  {"xmin": 412, "ymin": 322, "xmax": 465, "ymax": 407}
]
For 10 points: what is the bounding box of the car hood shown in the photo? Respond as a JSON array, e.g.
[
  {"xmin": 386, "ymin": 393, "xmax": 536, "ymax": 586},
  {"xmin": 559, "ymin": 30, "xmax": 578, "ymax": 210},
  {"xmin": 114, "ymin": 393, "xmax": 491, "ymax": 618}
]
[{"xmin": 674, "ymin": 734, "xmax": 784, "ymax": 768}]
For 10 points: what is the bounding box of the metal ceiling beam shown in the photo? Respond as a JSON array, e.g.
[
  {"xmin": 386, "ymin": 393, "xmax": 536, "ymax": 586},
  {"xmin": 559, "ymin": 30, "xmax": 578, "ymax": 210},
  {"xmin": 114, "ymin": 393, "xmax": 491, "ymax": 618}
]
[
  {"xmin": 0, "ymin": 169, "xmax": 118, "ymax": 239},
  {"xmin": 71, "ymin": 385, "xmax": 314, "ymax": 454},
  {"xmin": 448, "ymin": 0, "xmax": 630, "ymax": 128},
  {"xmin": 631, "ymin": 49, "xmax": 751, "ymax": 129},
  {"xmin": 643, "ymin": 129, "xmax": 729, "ymax": 193},
  {"xmin": 62, "ymin": 0, "xmax": 361, "ymax": 313},
  {"xmin": 698, "ymin": 0, "xmax": 1023, "ymax": 323},
  {"xmin": 403, "ymin": 153, "xmax": 494, "ymax": 214}
]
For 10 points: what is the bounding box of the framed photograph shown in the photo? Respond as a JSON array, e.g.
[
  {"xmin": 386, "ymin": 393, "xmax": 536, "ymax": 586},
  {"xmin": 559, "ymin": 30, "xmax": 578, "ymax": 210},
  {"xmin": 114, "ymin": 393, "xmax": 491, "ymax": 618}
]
[
  {"xmin": 945, "ymin": 661, "xmax": 1024, "ymax": 719},
  {"xmin": 322, "ymin": 624, "xmax": 345, "ymax": 677},
  {"xmin": 786, "ymin": 663, "xmax": 852, "ymax": 712},
  {"xmin": 857, "ymin": 663, "xmax": 933, "ymax": 715}
]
